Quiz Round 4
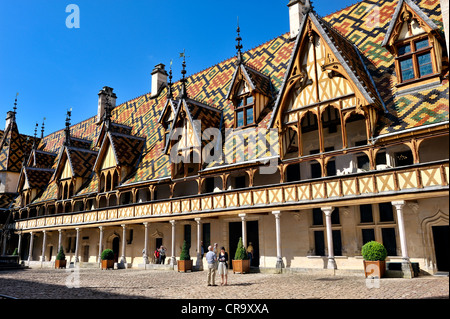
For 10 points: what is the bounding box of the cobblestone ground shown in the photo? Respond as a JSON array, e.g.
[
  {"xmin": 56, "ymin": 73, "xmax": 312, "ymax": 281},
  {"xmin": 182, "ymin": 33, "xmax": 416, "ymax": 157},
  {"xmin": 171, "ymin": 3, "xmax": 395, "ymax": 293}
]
[{"xmin": 0, "ymin": 268, "xmax": 448, "ymax": 299}]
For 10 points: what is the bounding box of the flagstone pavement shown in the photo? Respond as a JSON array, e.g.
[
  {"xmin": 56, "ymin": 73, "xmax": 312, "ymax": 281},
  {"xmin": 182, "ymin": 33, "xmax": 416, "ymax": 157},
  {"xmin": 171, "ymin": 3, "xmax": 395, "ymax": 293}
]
[{"xmin": 0, "ymin": 268, "xmax": 448, "ymax": 299}]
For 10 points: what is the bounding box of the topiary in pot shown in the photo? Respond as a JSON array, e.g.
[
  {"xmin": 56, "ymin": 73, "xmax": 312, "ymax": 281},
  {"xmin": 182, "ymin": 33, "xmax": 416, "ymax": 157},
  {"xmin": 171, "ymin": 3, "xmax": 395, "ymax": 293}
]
[
  {"xmin": 178, "ymin": 240, "xmax": 192, "ymax": 272},
  {"xmin": 361, "ymin": 241, "xmax": 387, "ymax": 278},
  {"xmin": 232, "ymin": 237, "xmax": 250, "ymax": 274},
  {"xmin": 101, "ymin": 249, "xmax": 115, "ymax": 270},
  {"xmin": 55, "ymin": 246, "xmax": 66, "ymax": 269}
]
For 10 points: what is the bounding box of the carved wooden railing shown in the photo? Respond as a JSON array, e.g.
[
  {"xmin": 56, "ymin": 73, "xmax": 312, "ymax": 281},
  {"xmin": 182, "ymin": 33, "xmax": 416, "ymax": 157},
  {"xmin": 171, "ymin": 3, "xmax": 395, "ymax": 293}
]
[{"xmin": 15, "ymin": 161, "xmax": 449, "ymax": 231}]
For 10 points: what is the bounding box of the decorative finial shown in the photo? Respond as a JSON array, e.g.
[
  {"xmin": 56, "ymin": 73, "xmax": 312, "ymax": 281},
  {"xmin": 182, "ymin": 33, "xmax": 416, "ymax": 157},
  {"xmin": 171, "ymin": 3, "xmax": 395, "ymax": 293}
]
[
  {"xmin": 33, "ymin": 122, "xmax": 38, "ymax": 149},
  {"xmin": 12, "ymin": 92, "xmax": 19, "ymax": 122},
  {"xmin": 41, "ymin": 117, "xmax": 46, "ymax": 139},
  {"xmin": 64, "ymin": 108, "xmax": 72, "ymax": 146},
  {"xmin": 236, "ymin": 17, "xmax": 243, "ymax": 65},
  {"xmin": 168, "ymin": 59, "xmax": 174, "ymax": 99},
  {"xmin": 103, "ymin": 92, "xmax": 112, "ymax": 131},
  {"xmin": 179, "ymin": 50, "xmax": 188, "ymax": 99}
]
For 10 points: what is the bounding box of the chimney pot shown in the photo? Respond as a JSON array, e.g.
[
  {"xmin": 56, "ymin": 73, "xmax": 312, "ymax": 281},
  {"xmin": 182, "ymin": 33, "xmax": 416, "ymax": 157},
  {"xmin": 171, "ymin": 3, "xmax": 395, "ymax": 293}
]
[
  {"xmin": 288, "ymin": 0, "xmax": 307, "ymax": 39},
  {"xmin": 97, "ymin": 86, "xmax": 117, "ymax": 124},
  {"xmin": 151, "ymin": 64, "xmax": 168, "ymax": 97}
]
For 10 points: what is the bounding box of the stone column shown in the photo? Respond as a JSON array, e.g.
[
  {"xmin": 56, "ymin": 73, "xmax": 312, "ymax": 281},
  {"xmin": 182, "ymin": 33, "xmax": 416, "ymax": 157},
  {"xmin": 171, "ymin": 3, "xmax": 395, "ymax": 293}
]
[
  {"xmin": 239, "ymin": 213, "xmax": 247, "ymax": 248},
  {"xmin": 27, "ymin": 232, "xmax": 34, "ymax": 261},
  {"xmin": 74, "ymin": 228, "xmax": 80, "ymax": 263},
  {"xmin": 57, "ymin": 229, "xmax": 63, "ymax": 252},
  {"xmin": 143, "ymin": 222, "xmax": 149, "ymax": 264},
  {"xmin": 272, "ymin": 211, "xmax": 284, "ymax": 269},
  {"xmin": 322, "ymin": 207, "xmax": 337, "ymax": 270},
  {"xmin": 170, "ymin": 220, "xmax": 177, "ymax": 267},
  {"xmin": 17, "ymin": 232, "xmax": 22, "ymax": 258},
  {"xmin": 120, "ymin": 224, "xmax": 127, "ymax": 265},
  {"xmin": 98, "ymin": 226, "xmax": 104, "ymax": 263},
  {"xmin": 195, "ymin": 218, "xmax": 203, "ymax": 270},
  {"xmin": 392, "ymin": 201, "xmax": 413, "ymax": 278},
  {"xmin": 40, "ymin": 230, "xmax": 47, "ymax": 262}
]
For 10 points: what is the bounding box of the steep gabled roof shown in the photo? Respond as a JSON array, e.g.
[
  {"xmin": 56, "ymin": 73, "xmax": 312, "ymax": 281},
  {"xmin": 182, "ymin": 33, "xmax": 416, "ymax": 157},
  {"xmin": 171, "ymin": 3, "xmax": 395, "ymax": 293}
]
[
  {"xmin": 382, "ymin": 0, "xmax": 441, "ymax": 47},
  {"xmin": 94, "ymin": 131, "xmax": 145, "ymax": 172},
  {"xmin": 18, "ymin": 167, "xmax": 54, "ymax": 191},
  {"xmin": 53, "ymin": 146, "xmax": 98, "ymax": 181},
  {"xmin": 226, "ymin": 62, "xmax": 273, "ymax": 100}
]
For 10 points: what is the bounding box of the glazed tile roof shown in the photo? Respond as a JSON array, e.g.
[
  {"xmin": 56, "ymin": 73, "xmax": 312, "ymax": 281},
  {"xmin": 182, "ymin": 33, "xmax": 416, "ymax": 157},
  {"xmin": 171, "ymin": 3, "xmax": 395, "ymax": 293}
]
[
  {"xmin": 21, "ymin": 167, "xmax": 54, "ymax": 190},
  {"xmin": 5, "ymin": 0, "xmax": 448, "ymax": 206},
  {"xmin": 324, "ymin": 0, "xmax": 448, "ymax": 135},
  {"xmin": 0, "ymin": 122, "xmax": 39, "ymax": 172}
]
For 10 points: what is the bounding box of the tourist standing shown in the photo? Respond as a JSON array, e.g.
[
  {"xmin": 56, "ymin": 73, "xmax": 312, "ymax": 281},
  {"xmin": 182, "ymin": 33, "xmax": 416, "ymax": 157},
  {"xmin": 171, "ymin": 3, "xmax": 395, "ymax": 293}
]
[
  {"xmin": 218, "ymin": 247, "xmax": 229, "ymax": 286},
  {"xmin": 206, "ymin": 246, "xmax": 217, "ymax": 286},
  {"xmin": 160, "ymin": 245, "xmax": 166, "ymax": 265}
]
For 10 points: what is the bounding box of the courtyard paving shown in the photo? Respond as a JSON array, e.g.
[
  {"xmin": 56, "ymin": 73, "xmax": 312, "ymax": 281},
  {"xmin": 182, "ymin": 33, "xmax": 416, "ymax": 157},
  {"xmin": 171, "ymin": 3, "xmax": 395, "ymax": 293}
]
[{"xmin": 0, "ymin": 268, "xmax": 448, "ymax": 300}]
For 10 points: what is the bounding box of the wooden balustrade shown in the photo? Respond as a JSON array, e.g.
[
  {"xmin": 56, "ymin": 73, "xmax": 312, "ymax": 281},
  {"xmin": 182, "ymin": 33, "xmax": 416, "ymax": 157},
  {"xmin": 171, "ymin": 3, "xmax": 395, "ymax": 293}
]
[{"xmin": 15, "ymin": 161, "xmax": 449, "ymax": 231}]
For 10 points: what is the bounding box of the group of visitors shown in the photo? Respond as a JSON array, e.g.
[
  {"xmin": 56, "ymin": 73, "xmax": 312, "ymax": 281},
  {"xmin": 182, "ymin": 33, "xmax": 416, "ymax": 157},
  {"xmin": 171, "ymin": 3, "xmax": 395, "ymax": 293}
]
[
  {"xmin": 153, "ymin": 245, "xmax": 166, "ymax": 264},
  {"xmin": 204, "ymin": 241, "xmax": 254, "ymax": 287},
  {"xmin": 206, "ymin": 243, "xmax": 229, "ymax": 286}
]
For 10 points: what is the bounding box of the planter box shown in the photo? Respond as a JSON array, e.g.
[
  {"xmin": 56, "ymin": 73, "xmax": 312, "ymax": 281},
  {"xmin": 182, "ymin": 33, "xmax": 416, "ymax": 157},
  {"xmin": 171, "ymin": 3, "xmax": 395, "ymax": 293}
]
[
  {"xmin": 101, "ymin": 260, "xmax": 114, "ymax": 270},
  {"xmin": 363, "ymin": 260, "xmax": 386, "ymax": 278},
  {"xmin": 178, "ymin": 260, "xmax": 193, "ymax": 272},
  {"xmin": 55, "ymin": 260, "xmax": 67, "ymax": 269},
  {"xmin": 232, "ymin": 259, "xmax": 250, "ymax": 274}
]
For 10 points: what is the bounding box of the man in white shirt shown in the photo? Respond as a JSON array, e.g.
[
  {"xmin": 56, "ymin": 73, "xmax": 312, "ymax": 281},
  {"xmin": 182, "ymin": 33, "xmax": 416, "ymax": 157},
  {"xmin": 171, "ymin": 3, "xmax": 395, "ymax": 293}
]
[{"xmin": 206, "ymin": 245, "xmax": 217, "ymax": 286}]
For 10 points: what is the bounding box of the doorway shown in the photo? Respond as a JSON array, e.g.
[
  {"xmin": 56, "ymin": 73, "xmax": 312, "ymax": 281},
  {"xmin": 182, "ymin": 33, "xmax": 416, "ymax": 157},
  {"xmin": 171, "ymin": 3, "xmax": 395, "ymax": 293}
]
[
  {"xmin": 112, "ymin": 237, "xmax": 120, "ymax": 263},
  {"xmin": 229, "ymin": 220, "xmax": 259, "ymax": 268},
  {"xmin": 83, "ymin": 245, "xmax": 90, "ymax": 262},
  {"xmin": 432, "ymin": 225, "xmax": 449, "ymax": 272}
]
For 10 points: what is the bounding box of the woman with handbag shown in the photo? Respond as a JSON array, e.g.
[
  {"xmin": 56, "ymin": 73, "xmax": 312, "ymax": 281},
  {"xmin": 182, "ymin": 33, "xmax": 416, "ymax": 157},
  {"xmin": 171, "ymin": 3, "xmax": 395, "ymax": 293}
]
[{"xmin": 217, "ymin": 247, "xmax": 229, "ymax": 286}]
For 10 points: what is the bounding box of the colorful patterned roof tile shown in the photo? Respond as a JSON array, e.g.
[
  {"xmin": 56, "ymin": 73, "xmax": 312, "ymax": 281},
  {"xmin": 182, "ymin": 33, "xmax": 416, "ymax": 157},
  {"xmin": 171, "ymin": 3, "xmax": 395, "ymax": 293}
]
[{"xmin": 4, "ymin": 0, "xmax": 446, "ymax": 207}]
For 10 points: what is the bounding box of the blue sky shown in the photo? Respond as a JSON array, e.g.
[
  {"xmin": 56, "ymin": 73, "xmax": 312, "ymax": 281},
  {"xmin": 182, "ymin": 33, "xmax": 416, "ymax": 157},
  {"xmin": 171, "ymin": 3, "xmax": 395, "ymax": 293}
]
[{"xmin": 0, "ymin": 0, "xmax": 356, "ymax": 136}]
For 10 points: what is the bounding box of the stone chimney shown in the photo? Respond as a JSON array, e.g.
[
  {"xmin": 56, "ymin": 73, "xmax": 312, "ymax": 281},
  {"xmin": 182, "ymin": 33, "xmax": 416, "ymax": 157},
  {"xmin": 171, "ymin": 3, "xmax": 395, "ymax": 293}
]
[
  {"xmin": 288, "ymin": 0, "xmax": 307, "ymax": 39},
  {"xmin": 97, "ymin": 86, "xmax": 117, "ymax": 123},
  {"xmin": 5, "ymin": 111, "xmax": 15, "ymax": 130},
  {"xmin": 151, "ymin": 63, "xmax": 168, "ymax": 97}
]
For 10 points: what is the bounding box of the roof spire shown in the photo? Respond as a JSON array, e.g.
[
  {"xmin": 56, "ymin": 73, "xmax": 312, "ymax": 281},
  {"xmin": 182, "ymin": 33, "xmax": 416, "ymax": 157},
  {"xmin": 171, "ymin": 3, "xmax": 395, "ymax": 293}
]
[
  {"xmin": 41, "ymin": 117, "xmax": 46, "ymax": 139},
  {"xmin": 32, "ymin": 122, "xmax": 38, "ymax": 149},
  {"xmin": 103, "ymin": 91, "xmax": 112, "ymax": 131},
  {"xmin": 168, "ymin": 59, "xmax": 174, "ymax": 99},
  {"xmin": 236, "ymin": 17, "xmax": 243, "ymax": 65},
  {"xmin": 12, "ymin": 92, "xmax": 19, "ymax": 122},
  {"xmin": 64, "ymin": 108, "xmax": 72, "ymax": 147},
  {"xmin": 179, "ymin": 50, "xmax": 188, "ymax": 99}
]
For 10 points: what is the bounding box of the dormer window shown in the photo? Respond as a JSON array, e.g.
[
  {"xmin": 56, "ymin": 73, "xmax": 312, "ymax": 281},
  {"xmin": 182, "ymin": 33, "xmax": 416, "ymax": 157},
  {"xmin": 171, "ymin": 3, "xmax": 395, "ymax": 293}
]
[
  {"xmin": 235, "ymin": 94, "xmax": 255, "ymax": 128},
  {"xmin": 397, "ymin": 36, "xmax": 435, "ymax": 83}
]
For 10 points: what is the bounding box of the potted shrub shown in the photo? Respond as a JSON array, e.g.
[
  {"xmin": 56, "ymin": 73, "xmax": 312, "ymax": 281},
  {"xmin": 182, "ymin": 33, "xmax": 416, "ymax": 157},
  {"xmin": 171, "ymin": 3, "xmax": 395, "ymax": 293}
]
[
  {"xmin": 232, "ymin": 237, "xmax": 250, "ymax": 274},
  {"xmin": 55, "ymin": 246, "xmax": 67, "ymax": 269},
  {"xmin": 101, "ymin": 249, "xmax": 115, "ymax": 270},
  {"xmin": 361, "ymin": 241, "xmax": 387, "ymax": 278},
  {"xmin": 177, "ymin": 240, "xmax": 193, "ymax": 272}
]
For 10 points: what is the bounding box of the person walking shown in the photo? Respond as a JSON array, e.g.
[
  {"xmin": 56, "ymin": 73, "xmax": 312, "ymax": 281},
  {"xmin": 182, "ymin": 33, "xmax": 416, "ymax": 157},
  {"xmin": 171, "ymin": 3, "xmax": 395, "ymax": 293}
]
[
  {"xmin": 206, "ymin": 245, "xmax": 217, "ymax": 286},
  {"xmin": 218, "ymin": 247, "xmax": 229, "ymax": 286}
]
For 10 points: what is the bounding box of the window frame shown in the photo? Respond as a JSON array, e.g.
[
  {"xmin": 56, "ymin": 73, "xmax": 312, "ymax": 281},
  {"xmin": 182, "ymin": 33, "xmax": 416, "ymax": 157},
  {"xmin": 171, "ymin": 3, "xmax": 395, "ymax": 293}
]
[
  {"xmin": 395, "ymin": 35, "xmax": 437, "ymax": 85},
  {"xmin": 234, "ymin": 94, "xmax": 256, "ymax": 128}
]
